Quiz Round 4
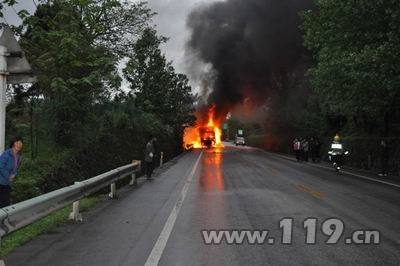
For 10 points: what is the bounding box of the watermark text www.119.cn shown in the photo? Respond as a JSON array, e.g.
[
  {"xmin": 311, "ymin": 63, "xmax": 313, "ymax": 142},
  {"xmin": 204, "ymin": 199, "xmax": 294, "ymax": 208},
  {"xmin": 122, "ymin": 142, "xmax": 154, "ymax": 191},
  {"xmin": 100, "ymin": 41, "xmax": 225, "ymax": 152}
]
[{"xmin": 201, "ymin": 218, "xmax": 380, "ymax": 245}]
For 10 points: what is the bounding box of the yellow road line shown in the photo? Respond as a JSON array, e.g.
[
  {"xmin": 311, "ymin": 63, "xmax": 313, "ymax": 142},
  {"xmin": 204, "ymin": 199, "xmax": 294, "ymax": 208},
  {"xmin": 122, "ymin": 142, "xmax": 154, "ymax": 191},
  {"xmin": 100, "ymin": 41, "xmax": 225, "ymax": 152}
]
[{"xmin": 297, "ymin": 184, "xmax": 324, "ymax": 199}]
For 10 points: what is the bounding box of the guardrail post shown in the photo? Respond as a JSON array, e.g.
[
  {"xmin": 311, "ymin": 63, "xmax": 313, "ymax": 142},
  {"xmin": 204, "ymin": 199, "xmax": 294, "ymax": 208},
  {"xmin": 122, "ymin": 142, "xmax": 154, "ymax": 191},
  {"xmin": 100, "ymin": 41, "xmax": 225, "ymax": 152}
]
[
  {"xmin": 69, "ymin": 200, "xmax": 82, "ymax": 222},
  {"xmin": 129, "ymin": 173, "xmax": 137, "ymax": 186},
  {"xmin": 0, "ymin": 235, "xmax": 4, "ymax": 266},
  {"xmin": 160, "ymin": 152, "xmax": 164, "ymax": 168},
  {"xmin": 109, "ymin": 183, "xmax": 117, "ymax": 199}
]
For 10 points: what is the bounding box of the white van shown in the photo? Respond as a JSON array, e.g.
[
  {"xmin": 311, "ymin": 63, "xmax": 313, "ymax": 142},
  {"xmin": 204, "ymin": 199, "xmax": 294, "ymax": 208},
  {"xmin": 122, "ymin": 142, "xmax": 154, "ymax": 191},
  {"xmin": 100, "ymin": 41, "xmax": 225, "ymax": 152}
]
[{"xmin": 235, "ymin": 136, "xmax": 245, "ymax": 146}]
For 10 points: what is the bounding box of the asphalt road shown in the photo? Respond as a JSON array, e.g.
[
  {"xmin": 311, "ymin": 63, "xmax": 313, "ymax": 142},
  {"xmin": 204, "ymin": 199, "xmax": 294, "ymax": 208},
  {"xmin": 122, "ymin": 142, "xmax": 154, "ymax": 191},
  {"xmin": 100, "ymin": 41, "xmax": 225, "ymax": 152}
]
[{"xmin": 5, "ymin": 144, "xmax": 400, "ymax": 266}]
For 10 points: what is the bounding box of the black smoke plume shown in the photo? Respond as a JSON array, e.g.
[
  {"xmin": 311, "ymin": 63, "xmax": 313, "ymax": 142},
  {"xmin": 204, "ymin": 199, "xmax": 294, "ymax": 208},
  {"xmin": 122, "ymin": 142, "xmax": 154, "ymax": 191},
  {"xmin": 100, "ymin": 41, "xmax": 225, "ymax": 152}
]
[{"xmin": 186, "ymin": 0, "xmax": 314, "ymax": 121}]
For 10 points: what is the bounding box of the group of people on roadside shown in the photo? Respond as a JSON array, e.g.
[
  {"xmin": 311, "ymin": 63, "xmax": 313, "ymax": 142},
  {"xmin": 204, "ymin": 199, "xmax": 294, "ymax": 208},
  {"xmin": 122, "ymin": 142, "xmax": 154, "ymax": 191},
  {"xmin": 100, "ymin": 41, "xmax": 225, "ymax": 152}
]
[
  {"xmin": 292, "ymin": 136, "xmax": 322, "ymax": 163},
  {"xmin": 293, "ymin": 134, "xmax": 391, "ymax": 177}
]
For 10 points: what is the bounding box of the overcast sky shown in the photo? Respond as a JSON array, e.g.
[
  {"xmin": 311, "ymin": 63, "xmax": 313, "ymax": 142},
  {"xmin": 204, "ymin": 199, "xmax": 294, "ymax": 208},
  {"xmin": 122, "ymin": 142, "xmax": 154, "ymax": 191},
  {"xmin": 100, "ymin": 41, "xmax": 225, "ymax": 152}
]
[
  {"xmin": 146, "ymin": 0, "xmax": 218, "ymax": 74},
  {"xmin": 1, "ymin": 0, "xmax": 217, "ymax": 77}
]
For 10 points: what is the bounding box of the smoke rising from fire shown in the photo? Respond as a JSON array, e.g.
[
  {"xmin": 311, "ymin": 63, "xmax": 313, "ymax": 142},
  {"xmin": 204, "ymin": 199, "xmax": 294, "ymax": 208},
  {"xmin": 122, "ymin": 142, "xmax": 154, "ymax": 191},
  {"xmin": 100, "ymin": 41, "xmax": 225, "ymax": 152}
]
[{"xmin": 186, "ymin": 0, "xmax": 314, "ymax": 122}]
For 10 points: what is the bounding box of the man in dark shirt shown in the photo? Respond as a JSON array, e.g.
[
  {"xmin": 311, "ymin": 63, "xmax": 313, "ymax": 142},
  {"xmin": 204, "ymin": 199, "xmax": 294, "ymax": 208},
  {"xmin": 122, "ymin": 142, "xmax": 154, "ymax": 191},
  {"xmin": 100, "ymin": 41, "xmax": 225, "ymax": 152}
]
[{"xmin": 145, "ymin": 136, "xmax": 157, "ymax": 180}]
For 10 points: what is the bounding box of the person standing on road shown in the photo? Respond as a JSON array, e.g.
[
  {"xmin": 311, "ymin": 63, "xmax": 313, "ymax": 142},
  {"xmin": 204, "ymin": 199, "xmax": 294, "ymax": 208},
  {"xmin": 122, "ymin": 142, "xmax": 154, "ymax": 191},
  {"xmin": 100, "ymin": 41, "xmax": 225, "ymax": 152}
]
[
  {"xmin": 145, "ymin": 136, "xmax": 157, "ymax": 180},
  {"xmin": 0, "ymin": 136, "xmax": 23, "ymax": 208},
  {"xmin": 378, "ymin": 139, "xmax": 389, "ymax": 177},
  {"xmin": 293, "ymin": 138, "xmax": 301, "ymax": 161}
]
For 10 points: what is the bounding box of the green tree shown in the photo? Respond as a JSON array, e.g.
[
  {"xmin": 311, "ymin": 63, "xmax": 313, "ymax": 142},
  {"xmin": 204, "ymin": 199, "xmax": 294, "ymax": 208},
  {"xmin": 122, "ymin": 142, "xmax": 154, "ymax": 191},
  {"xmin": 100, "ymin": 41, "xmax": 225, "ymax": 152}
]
[
  {"xmin": 123, "ymin": 28, "xmax": 195, "ymax": 145},
  {"xmin": 74, "ymin": 0, "xmax": 154, "ymax": 58},
  {"xmin": 301, "ymin": 0, "xmax": 400, "ymax": 137},
  {"xmin": 19, "ymin": 1, "xmax": 118, "ymax": 146},
  {"xmin": 17, "ymin": 0, "xmax": 153, "ymax": 147},
  {"xmin": 123, "ymin": 28, "xmax": 169, "ymax": 113}
]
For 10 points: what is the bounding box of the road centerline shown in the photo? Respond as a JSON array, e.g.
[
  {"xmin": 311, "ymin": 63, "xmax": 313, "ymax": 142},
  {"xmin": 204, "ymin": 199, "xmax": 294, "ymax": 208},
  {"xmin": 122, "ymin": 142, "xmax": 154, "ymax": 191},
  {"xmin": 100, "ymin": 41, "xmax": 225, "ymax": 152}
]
[
  {"xmin": 145, "ymin": 151, "xmax": 203, "ymax": 266},
  {"xmin": 297, "ymin": 184, "xmax": 324, "ymax": 199}
]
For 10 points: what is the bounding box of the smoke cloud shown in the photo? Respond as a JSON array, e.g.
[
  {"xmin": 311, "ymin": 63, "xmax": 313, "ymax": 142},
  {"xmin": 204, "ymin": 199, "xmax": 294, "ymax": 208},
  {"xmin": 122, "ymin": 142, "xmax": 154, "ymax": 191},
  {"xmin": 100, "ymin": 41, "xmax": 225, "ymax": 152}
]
[{"xmin": 186, "ymin": 0, "xmax": 314, "ymax": 122}]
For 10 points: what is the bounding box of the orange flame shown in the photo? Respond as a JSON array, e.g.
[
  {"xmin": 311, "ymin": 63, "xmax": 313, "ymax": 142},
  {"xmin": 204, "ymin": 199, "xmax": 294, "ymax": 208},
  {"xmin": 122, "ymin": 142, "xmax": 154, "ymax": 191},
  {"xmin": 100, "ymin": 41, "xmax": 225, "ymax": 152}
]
[
  {"xmin": 184, "ymin": 106, "xmax": 224, "ymax": 149},
  {"xmin": 183, "ymin": 127, "xmax": 202, "ymax": 149}
]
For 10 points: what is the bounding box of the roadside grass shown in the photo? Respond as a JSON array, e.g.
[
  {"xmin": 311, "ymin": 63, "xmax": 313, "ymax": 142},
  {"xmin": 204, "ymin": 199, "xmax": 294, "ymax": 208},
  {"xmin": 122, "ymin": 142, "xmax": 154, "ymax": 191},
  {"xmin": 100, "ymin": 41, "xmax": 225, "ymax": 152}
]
[{"xmin": 0, "ymin": 197, "xmax": 99, "ymax": 256}]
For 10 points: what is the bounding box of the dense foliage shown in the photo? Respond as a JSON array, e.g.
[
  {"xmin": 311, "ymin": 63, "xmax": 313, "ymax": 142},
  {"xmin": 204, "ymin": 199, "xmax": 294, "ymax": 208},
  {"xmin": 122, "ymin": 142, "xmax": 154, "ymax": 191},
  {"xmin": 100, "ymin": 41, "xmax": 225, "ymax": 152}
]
[
  {"xmin": 1, "ymin": 0, "xmax": 195, "ymax": 202},
  {"xmin": 299, "ymin": 0, "xmax": 400, "ymax": 173},
  {"xmin": 301, "ymin": 0, "xmax": 400, "ymax": 137}
]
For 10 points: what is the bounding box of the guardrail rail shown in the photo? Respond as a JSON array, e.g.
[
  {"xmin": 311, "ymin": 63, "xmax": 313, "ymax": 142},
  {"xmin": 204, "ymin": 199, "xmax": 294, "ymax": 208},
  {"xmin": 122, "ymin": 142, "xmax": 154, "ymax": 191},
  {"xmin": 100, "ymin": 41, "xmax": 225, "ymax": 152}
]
[{"xmin": 0, "ymin": 160, "xmax": 141, "ymax": 255}]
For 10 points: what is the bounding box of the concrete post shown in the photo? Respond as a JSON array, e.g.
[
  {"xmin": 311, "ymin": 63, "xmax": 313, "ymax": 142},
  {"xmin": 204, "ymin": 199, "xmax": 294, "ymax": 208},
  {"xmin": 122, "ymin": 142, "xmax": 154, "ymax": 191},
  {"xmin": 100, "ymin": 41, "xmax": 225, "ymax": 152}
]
[
  {"xmin": 69, "ymin": 200, "xmax": 82, "ymax": 222},
  {"xmin": 109, "ymin": 183, "xmax": 117, "ymax": 199},
  {"xmin": 0, "ymin": 46, "xmax": 8, "ymax": 153},
  {"xmin": 160, "ymin": 152, "xmax": 164, "ymax": 168},
  {"xmin": 129, "ymin": 173, "xmax": 137, "ymax": 186}
]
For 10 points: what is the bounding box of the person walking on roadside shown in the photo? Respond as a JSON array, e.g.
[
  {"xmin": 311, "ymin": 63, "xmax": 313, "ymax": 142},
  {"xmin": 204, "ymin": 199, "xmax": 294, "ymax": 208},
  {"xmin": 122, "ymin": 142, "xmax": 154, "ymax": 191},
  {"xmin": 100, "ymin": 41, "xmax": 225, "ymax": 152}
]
[
  {"xmin": 0, "ymin": 136, "xmax": 23, "ymax": 208},
  {"xmin": 145, "ymin": 135, "xmax": 157, "ymax": 180},
  {"xmin": 378, "ymin": 139, "xmax": 389, "ymax": 177}
]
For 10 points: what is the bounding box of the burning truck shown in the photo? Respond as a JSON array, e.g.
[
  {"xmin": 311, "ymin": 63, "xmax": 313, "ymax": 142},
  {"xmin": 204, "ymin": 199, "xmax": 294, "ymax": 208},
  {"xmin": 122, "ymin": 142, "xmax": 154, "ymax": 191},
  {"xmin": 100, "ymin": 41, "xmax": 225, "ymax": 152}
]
[
  {"xmin": 199, "ymin": 126, "xmax": 216, "ymax": 148},
  {"xmin": 184, "ymin": 105, "xmax": 223, "ymax": 149}
]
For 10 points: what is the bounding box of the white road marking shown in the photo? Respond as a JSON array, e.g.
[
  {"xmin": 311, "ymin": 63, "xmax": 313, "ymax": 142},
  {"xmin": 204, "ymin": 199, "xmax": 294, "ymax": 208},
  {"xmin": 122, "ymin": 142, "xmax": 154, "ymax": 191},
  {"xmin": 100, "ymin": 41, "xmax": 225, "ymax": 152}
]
[
  {"xmin": 340, "ymin": 170, "xmax": 400, "ymax": 189},
  {"xmin": 145, "ymin": 151, "xmax": 203, "ymax": 266},
  {"xmin": 263, "ymin": 150, "xmax": 400, "ymax": 189}
]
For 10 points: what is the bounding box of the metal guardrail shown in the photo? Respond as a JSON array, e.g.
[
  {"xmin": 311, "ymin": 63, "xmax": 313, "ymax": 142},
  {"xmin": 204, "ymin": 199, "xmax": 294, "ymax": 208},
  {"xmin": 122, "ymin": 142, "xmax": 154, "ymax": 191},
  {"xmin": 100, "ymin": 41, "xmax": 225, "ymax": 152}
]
[{"xmin": 0, "ymin": 160, "xmax": 141, "ymax": 239}]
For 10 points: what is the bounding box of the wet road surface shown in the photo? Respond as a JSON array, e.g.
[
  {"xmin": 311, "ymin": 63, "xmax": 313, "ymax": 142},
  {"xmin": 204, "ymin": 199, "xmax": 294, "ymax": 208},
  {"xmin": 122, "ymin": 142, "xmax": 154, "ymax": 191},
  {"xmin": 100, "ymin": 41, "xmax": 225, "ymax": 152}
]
[{"xmin": 6, "ymin": 144, "xmax": 400, "ymax": 265}]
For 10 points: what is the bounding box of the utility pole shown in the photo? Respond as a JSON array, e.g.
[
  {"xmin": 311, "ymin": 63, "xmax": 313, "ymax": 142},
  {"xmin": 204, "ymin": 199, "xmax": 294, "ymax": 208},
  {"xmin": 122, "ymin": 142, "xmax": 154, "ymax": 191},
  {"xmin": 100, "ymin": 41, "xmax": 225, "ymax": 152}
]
[
  {"xmin": 0, "ymin": 25, "xmax": 36, "ymax": 153},
  {"xmin": 0, "ymin": 45, "xmax": 7, "ymax": 152}
]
